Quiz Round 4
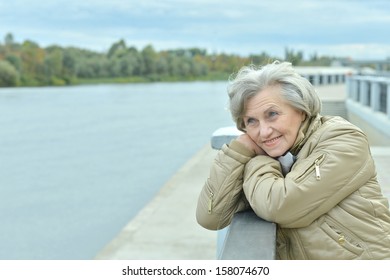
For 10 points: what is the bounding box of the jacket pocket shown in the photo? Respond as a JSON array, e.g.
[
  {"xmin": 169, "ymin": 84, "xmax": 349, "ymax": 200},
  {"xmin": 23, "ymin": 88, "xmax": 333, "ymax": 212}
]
[
  {"xmin": 320, "ymin": 217, "xmax": 364, "ymax": 256},
  {"xmin": 295, "ymin": 154, "xmax": 325, "ymax": 183}
]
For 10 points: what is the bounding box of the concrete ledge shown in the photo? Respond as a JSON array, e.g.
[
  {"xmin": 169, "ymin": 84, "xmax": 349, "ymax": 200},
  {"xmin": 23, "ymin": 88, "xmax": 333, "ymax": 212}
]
[
  {"xmin": 218, "ymin": 210, "xmax": 276, "ymax": 260},
  {"xmin": 211, "ymin": 127, "xmax": 242, "ymax": 149}
]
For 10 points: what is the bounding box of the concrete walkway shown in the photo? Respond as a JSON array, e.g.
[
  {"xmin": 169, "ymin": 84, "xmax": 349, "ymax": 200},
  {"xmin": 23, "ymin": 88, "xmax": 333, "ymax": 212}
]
[
  {"xmin": 315, "ymin": 84, "xmax": 346, "ymax": 101},
  {"xmin": 371, "ymin": 147, "xmax": 390, "ymax": 198}
]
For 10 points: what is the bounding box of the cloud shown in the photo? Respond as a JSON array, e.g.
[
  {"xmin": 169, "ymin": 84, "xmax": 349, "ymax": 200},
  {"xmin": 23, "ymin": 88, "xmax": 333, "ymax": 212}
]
[{"xmin": 0, "ymin": 0, "xmax": 389, "ymax": 59}]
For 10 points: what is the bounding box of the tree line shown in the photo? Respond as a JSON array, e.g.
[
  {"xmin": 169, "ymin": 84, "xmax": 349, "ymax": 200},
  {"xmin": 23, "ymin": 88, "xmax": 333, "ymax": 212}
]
[{"xmin": 0, "ymin": 33, "xmax": 338, "ymax": 87}]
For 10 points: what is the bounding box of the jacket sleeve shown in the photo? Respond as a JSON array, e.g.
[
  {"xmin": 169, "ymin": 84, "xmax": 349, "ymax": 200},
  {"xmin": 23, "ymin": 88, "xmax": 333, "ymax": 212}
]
[
  {"xmin": 196, "ymin": 140, "xmax": 254, "ymax": 230},
  {"xmin": 243, "ymin": 123, "xmax": 374, "ymax": 228}
]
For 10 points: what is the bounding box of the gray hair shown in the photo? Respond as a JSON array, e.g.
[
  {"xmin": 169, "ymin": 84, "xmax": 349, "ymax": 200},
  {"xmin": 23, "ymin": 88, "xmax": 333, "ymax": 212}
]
[{"xmin": 227, "ymin": 61, "xmax": 322, "ymax": 131}]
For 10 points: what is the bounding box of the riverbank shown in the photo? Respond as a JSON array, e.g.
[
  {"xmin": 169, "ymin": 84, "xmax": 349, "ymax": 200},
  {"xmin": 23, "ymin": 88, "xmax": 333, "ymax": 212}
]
[
  {"xmin": 0, "ymin": 73, "xmax": 229, "ymax": 88},
  {"xmin": 75, "ymin": 72, "xmax": 229, "ymax": 86}
]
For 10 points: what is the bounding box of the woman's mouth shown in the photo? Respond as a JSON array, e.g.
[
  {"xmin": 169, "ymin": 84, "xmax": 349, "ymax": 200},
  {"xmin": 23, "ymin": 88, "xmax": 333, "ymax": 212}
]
[{"xmin": 262, "ymin": 135, "xmax": 282, "ymax": 147}]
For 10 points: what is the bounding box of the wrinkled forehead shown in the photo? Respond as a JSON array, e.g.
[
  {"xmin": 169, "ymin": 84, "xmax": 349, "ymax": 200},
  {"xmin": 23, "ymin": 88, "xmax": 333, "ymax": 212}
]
[{"xmin": 244, "ymin": 85, "xmax": 285, "ymax": 113}]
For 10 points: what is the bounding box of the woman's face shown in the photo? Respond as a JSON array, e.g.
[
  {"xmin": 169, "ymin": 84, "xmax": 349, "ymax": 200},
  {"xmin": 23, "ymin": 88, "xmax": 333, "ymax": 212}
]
[{"xmin": 243, "ymin": 85, "xmax": 305, "ymax": 157}]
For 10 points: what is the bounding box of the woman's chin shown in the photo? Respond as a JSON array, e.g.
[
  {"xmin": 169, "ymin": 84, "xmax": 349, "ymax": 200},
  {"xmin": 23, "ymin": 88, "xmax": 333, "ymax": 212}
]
[{"xmin": 263, "ymin": 147, "xmax": 289, "ymax": 158}]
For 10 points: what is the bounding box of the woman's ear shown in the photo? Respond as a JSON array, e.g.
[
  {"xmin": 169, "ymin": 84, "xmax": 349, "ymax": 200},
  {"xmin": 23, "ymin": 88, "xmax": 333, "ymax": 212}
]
[
  {"xmin": 239, "ymin": 119, "xmax": 246, "ymax": 132},
  {"xmin": 301, "ymin": 111, "xmax": 307, "ymax": 122}
]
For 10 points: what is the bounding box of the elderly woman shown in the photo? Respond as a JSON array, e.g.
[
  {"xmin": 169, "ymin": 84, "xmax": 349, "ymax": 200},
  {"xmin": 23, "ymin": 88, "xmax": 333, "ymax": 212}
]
[{"xmin": 196, "ymin": 61, "xmax": 390, "ymax": 259}]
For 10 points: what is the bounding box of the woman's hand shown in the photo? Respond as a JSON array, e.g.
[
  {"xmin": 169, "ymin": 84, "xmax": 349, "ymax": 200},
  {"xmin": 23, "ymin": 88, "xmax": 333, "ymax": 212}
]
[{"xmin": 236, "ymin": 134, "xmax": 265, "ymax": 155}]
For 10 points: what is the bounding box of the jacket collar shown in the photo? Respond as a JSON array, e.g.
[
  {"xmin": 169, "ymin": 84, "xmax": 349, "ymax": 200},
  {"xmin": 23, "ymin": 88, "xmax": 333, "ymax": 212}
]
[{"xmin": 290, "ymin": 114, "xmax": 322, "ymax": 156}]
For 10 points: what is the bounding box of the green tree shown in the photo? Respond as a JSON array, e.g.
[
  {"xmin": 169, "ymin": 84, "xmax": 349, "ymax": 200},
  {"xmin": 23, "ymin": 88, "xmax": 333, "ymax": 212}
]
[
  {"xmin": 141, "ymin": 45, "xmax": 158, "ymax": 75},
  {"xmin": 127, "ymin": 47, "xmax": 144, "ymax": 76},
  {"xmin": 0, "ymin": 60, "xmax": 20, "ymax": 86},
  {"xmin": 5, "ymin": 54, "xmax": 22, "ymax": 72},
  {"xmin": 107, "ymin": 39, "xmax": 126, "ymax": 59},
  {"xmin": 249, "ymin": 52, "xmax": 275, "ymax": 65},
  {"xmin": 20, "ymin": 40, "xmax": 45, "ymax": 85},
  {"xmin": 156, "ymin": 55, "xmax": 169, "ymax": 76},
  {"xmin": 45, "ymin": 46, "xmax": 64, "ymax": 84},
  {"xmin": 4, "ymin": 33, "xmax": 15, "ymax": 50},
  {"xmin": 62, "ymin": 48, "xmax": 78, "ymax": 82},
  {"xmin": 284, "ymin": 47, "xmax": 303, "ymax": 65}
]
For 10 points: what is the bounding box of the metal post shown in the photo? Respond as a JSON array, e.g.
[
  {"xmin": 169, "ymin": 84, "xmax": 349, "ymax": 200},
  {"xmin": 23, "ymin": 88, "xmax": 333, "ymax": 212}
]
[{"xmin": 371, "ymin": 82, "xmax": 380, "ymax": 112}]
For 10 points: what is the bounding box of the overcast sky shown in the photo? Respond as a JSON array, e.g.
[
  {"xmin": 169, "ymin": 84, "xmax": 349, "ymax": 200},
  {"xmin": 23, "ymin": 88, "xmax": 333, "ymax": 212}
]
[{"xmin": 1, "ymin": 0, "xmax": 389, "ymax": 60}]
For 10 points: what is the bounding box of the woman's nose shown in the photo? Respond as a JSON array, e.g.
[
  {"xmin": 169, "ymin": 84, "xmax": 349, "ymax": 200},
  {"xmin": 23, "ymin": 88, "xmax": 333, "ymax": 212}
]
[{"xmin": 259, "ymin": 123, "xmax": 272, "ymax": 138}]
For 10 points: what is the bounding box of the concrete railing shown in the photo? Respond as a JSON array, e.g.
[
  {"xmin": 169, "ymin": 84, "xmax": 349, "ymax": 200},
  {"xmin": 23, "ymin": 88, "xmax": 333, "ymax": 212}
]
[
  {"xmin": 218, "ymin": 210, "xmax": 277, "ymax": 260},
  {"xmin": 295, "ymin": 66, "xmax": 355, "ymax": 86},
  {"xmin": 347, "ymin": 75, "xmax": 390, "ymax": 117},
  {"xmin": 346, "ymin": 74, "xmax": 390, "ymax": 145},
  {"xmin": 338, "ymin": 58, "xmax": 390, "ymax": 72},
  {"xmin": 211, "ymin": 127, "xmax": 277, "ymax": 260}
]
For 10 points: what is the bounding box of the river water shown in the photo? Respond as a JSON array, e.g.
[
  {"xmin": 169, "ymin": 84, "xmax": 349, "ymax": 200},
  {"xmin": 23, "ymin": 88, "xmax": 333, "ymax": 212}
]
[{"xmin": 0, "ymin": 81, "xmax": 233, "ymax": 259}]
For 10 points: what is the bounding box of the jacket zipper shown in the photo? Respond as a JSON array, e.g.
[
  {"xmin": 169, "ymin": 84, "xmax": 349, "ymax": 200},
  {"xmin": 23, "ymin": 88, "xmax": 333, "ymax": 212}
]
[
  {"xmin": 295, "ymin": 154, "xmax": 325, "ymax": 183},
  {"xmin": 208, "ymin": 191, "xmax": 214, "ymax": 214},
  {"xmin": 314, "ymin": 158, "xmax": 321, "ymax": 180}
]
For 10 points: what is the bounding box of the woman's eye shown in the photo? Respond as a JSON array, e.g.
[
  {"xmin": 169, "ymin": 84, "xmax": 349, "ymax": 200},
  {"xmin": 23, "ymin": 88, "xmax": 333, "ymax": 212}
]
[
  {"xmin": 268, "ymin": 111, "xmax": 278, "ymax": 118},
  {"xmin": 246, "ymin": 118, "xmax": 257, "ymax": 126}
]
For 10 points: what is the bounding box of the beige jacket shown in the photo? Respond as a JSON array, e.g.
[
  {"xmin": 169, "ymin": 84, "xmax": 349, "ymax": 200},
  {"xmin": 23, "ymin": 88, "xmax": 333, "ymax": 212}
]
[{"xmin": 196, "ymin": 115, "xmax": 390, "ymax": 259}]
